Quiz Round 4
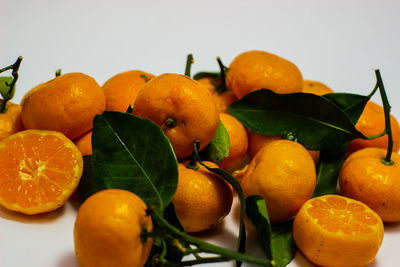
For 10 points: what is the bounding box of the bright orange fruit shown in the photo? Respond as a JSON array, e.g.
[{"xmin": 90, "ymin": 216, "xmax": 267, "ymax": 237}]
[
  {"xmin": 132, "ymin": 73, "xmax": 219, "ymax": 159},
  {"xmin": 102, "ymin": 70, "xmax": 155, "ymax": 112},
  {"xmin": 0, "ymin": 129, "xmax": 83, "ymax": 214},
  {"xmin": 302, "ymin": 80, "xmax": 334, "ymax": 95},
  {"xmin": 293, "ymin": 194, "xmax": 384, "ymax": 267},
  {"xmin": 241, "ymin": 140, "xmax": 316, "ymax": 223},
  {"xmin": 74, "ymin": 131, "xmax": 92, "ymax": 156},
  {"xmin": 74, "ymin": 189, "xmax": 153, "ymax": 267},
  {"xmin": 348, "ymin": 101, "xmax": 400, "ymax": 154},
  {"xmin": 21, "ymin": 72, "xmax": 105, "ymax": 140},
  {"xmin": 226, "ymin": 50, "xmax": 303, "ymax": 99},
  {"xmin": 340, "ymin": 147, "xmax": 400, "ymax": 222},
  {"xmin": 218, "ymin": 113, "xmax": 248, "ymax": 170},
  {"xmin": 0, "ymin": 100, "xmax": 24, "ymax": 141}
]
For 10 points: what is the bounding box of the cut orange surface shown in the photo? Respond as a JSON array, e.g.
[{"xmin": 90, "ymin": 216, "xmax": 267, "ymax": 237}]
[
  {"xmin": 293, "ymin": 194, "xmax": 384, "ymax": 267},
  {"xmin": 0, "ymin": 129, "xmax": 83, "ymax": 215}
]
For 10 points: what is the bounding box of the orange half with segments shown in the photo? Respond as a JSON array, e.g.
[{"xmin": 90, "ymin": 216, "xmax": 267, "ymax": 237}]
[
  {"xmin": 293, "ymin": 194, "xmax": 384, "ymax": 267},
  {"xmin": 0, "ymin": 130, "xmax": 83, "ymax": 214}
]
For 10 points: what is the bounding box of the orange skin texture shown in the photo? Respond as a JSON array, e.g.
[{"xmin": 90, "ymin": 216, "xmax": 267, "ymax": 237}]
[
  {"xmin": 103, "ymin": 70, "xmax": 155, "ymax": 112},
  {"xmin": 132, "ymin": 73, "xmax": 219, "ymax": 159},
  {"xmin": 339, "ymin": 147, "xmax": 400, "ymax": 222},
  {"xmin": 197, "ymin": 77, "xmax": 238, "ymax": 113},
  {"xmin": 172, "ymin": 161, "xmax": 233, "ymax": 233},
  {"xmin": 21, "ymin": 73, "xmax": 106, "ymax": 140},
  {"xmin": 0, "ymin": 129, "xmax": 83, "ymax": 215},
  {"xmin": 293, "ymin": 195, "xmax": 384, "ymax": 267},
  {"xmin": 218, "ymin": 113, "xmax": 248, "ymax": 169},
  {"xmin": 348, "ymin": 101, "xmax": 400, "ymax": 155},
  {"xmin": 74, "ymin": 189, "xmax": 153, "ymax": 267},
  {"xmin": 226, "ymin": 50, "xmax": 303, "ymax": 99},
  {"xmin": 302, "ymin": 80, "xmax": 334, "ymax": 95},
  {"xmin": 241, "ymin": 140, "xmax": 316, "ymax": 223},
  {"xmin": 74, "ymin": 131, "xmax": 92, "ymax": 156},
  {"xmin": 0, "ymin": 100, "xmax": 24, "ymax": 141},
  {"xmin": 247, "ymin": 130, "xmax": 320, "ymax": 165}
]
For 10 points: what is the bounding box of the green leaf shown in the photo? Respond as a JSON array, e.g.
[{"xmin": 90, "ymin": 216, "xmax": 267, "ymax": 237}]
[
  {"xmin": 91, "ymin": 111, "xmax": 178, "ymax": 211},
  {"xmin": 77, "ymin": 156, "xmax": 106, "ymax": 202},
  {"xmin": 0, "ymin": 76, "xmax": 14, "ymax": 99},
  {"xmin": 228, "ymin": 89, "xmax": 365, "ymax": 150},
  {"xmin": 313, "ymin": 144, "xmax": 348, "ymax": 197},
  {"xmin": 200, "ymin": 120, "xmax": 230, "ymax": 163},
  {"xmin": 323, "ymin": 92, "xmax": 370, "ymax": 124},
  {"xmin": 246, "ymin": 195, "xmax": 296, "ymax": 267}
]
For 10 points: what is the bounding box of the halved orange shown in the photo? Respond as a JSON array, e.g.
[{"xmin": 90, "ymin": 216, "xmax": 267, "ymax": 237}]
[
  {"xmin": 293, "ymin": 194, "xmax": 384, "ymax": 267},
  {"xmin": 0, "ymin": 129, "xmax": 83, "ymax": 214}
]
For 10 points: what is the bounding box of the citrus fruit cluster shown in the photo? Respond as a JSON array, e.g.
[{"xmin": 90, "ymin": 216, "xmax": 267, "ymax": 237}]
[{"xmin": 0, "ymin": 50, "xmax": 399, "ymax": 267}]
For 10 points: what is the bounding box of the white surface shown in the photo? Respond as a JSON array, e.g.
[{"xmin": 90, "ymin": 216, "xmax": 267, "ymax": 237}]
[{"xmin": 1, "ymin": 0, "xmax": 400, "ymax": 266}]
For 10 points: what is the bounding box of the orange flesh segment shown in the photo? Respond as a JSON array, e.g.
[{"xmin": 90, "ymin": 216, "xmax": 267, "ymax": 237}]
[
  {"xmin": 0, "ymin": 132, "xmax": 80, "ymax": 209},
  {"xmin": 307, "ymin": 196, "xmax": 378, "ymax": 234}
]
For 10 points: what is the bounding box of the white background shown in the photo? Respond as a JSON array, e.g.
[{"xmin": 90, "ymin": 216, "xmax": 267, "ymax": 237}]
[{"xmin": 1, "ymin": 0, "xmax": 400, "ymax": 266}]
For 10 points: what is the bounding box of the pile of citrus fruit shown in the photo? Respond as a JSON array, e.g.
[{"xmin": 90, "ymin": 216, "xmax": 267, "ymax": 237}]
[{"xmin": 0, "ymin": 50, "xmax": 399, "ymax": 267}]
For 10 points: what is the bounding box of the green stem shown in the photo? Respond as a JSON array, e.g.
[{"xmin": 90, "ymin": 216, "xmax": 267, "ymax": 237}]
[
  {"xmin": 141, "ymin": 74, "xmax": 151, "ymax": 82},
  {"xmin": 0, "ymin": 56, "xmax": 23, "ymax": 113},
  {"xmin": 375, "ymin": 69, "xmax": 394, "ymax": 165},
  {"xmin": 185, "ymin": 54, "xmax": 194, "ymax": 77},
  {"xmin": 215, "ymin": 57, "xmax": 228, "ymax": 94},
  {"xmin": 365, "ymin": 130, "xmax": 387, "ymax": 140},
  {"xmin": 55, "ymin": 69, "xmax": 62, "ymax": 77},
  {"xmin": 151, "ymin": 209, "xmax": 271, "ymax": 266}
]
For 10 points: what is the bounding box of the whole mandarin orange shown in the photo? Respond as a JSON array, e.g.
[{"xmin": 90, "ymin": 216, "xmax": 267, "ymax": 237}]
[
  {"xmin": 74, "ymin": 189, "xmax": 153, "ymax": 267},
  {"xmin": 172, "ymin": 161, "xmax": 233, "ymax": 233},
  {"xmin": 339, "ymin": 147, "xmax": 400, "ymax": 222},
  {"xmin": 226, "ymin": 50, "xmax": 303, "ymax": 99},
  {"xmin": 132, "ymin": 73, "xmax": 219, "ymax": 159},
  {"xmin": 21, "ymin": 73, "xmax": 105, "ymax": 140},
  {"xmin": 241, "ymin": 139, "xmax": 316, "ymax": 223},
  {"xmin": 348, "ymin": 101, "xmax": 400, "ymax": 155},
  {"xmin": 102, "ymin": 70, "xmax": 155, "ymax": 112}
]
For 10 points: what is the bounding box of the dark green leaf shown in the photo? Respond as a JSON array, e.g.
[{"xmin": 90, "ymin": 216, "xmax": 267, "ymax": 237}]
[
  {"xmin": 228, "ymin": 89, "xmax": 365, "ymax": 150},
  {"xmin": 246, "ymin": 195, "xmax": 296, "ymax": 267},
  {"xmin": 313, "ymin": 144, "xmax": 348, "ymax": 197},
  {"xmin": 200, "ymin": 120, "xmax": 230, "ymax": 163},
  {"xmin": 322, "ymin": 92, "xmax": 370, "ymax": 124},
  {"xmin": 91, "ymin": 111, "xmax": 178, "ymax": 211},
  {"xmin": 77, "ymin": 156, "xmax": 106, "ymax": 202},
  {"xmin": 0, "ymin": 76, "xmax": 13, "ymax": 99}
]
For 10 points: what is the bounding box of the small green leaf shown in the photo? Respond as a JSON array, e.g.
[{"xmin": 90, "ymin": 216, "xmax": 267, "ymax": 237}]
[
  {"xmin": 0, "ymin": 76, "xmax": 14, "ymax": 99},
  {"xmin": 91, "ymin": 111, "xmax": 178, "ymax": 211},
  {"xmin": 228, "ymin": 89, "xmax": 366, "ymax": 150},
  {"xmin": 201, "ymin": 120, "xmax": 230, "ymax": 163},
  {"xmin": 246, "ymin": 195, "xmax": 296, "ymax": 267},
  {"xmin": 323, "ymin": 92, "xmax": 370, "ymax": 124},
  {"xmin": 313, "ymin": 144, "xmax": 348, "ymax": 197}
]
